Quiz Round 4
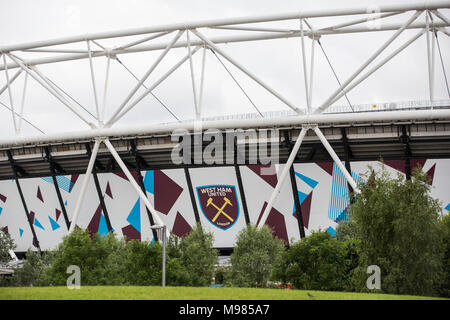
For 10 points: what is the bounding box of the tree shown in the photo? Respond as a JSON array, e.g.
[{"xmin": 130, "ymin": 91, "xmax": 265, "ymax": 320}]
[
  {"xmin": 275, "ymin": 231, "xmax": 348, "ymax": 291},
  {"xmin": 0, "ymin": 229, "xmax": 15, "ymax": 263},
  {"xmin": 349, "ymin": 167, "xmax": 445, "ymax": 296},
  {"xmin": 230, "ymin": 224, "xmax": 285, "ymax": 287},
  {"xmin": 42, "ymin": 229, "xmax": 123, "ymax": 286},
  {"xmin": 10, "ymin": 250, "xmax": 55, "ymax": 286},
  {"xmin": 438, "ymin": 214, "xmax": 450, "ymax": 297},
  {"xmin": 178, "ymin": 223, "xmax": 218, "ymax": 286}
]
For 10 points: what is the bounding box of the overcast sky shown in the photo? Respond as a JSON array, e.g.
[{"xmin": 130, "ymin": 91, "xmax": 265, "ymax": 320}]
[{"xmin": 0, "ymin": 0, "xmax": 449, "ymax": 138}]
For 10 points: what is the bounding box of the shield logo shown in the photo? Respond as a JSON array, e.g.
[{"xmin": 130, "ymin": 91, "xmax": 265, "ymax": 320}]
[{"xmin": 196, "ymin": 185, "xmax": 240, "ymax": 230}]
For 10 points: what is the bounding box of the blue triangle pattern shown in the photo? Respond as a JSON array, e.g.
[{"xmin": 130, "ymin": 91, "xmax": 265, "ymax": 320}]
[
  {"xmin": 127, "ymin": 198, "xmax": 141, "ymax": 233},
  {"xmin": 19, "ymin": 228, "xmax": 23, "ymax": 237},
  {"xmin": 48, "ymin": 216, "xmax": 61, "ymax": 231},
  {"xmin": 294, "ymin": 172, "xmax": 319, "ymax": 189},
  {"xmin": 34, "ymin": 218, "xmax": 45, "ymax": 231},
  {"xmin": 143, "ymin": 170, "xmax": 154, "ymax": 194},
  {"xmin": 98, "ymin": 214, "xmax": 109, "ymax": 236}
]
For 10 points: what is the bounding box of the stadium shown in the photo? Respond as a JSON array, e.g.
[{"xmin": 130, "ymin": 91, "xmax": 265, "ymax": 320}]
[{"xmin": 0, "ymin": 2, "xmax": 449, "ymax": 302}]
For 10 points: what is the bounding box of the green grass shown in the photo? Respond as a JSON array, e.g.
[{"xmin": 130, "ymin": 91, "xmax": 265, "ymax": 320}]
[{"xmin": 0, "ymin": 286, "xmax": 446, "ymax": 300}]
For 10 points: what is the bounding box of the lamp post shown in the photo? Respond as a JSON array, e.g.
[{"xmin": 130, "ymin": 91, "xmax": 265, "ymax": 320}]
[{"xmin": 150, "ymin": 224, "xmax": 167, "ymax": 287}]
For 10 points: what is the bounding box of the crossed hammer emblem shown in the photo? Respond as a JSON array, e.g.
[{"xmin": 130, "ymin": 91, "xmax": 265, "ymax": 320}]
[{"xmin": 207, "ymin": 197, "xmax": 234, "ymax": 223}]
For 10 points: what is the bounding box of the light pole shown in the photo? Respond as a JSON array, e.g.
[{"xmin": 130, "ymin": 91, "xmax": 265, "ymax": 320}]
[{"xmin": 151, "ymin": 224, "xmax": 167, "ymax": 287}]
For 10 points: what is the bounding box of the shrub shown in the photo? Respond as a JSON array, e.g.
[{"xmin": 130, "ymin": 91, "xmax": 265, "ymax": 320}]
[
  {"xmin": 438, "ymin": 214, "xmax": 450, "ymax": 297},
  {"xmin": 349, "ymin": 167, "xmax": 445, "ymax": 296},
  {"xmin": 178, "ymin": 223, "xmax": 218, "ymax": 286},
  {"xmin": 10, "ymin": 250, "xmax": 55, "ymax": 286},
  {"xmin": 230, "ymin": 224, "xmax": 285, "ymax": 287},
  {"xmin": 41, "ymin": 229, "xmax": 123, "ymax": 286},
  {"xmin": 275, "ymin": 231, "xmax": 348, "ymax": 291},
  {"xmin": 0, "ymin": 229, "xmax": 15, "ymax": 263}
]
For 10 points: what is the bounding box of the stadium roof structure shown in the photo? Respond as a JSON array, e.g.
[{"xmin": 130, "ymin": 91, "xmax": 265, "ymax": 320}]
[{"xmin": 0, "ymin": 1, "xmax": 450, "ymax": 235}]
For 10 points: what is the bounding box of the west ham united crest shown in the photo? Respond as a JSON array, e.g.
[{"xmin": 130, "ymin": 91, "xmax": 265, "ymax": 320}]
[{"xmin": 196, "ymin": 185, "xmax": 240, "ymax": 230}]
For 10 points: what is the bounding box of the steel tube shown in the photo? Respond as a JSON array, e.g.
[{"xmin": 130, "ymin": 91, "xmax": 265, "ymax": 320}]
[
  {"xmin": 7, "ymin": 54, "xmax": 96, "ymax": 128},
  {"xmin": 1, "ymin": 1, "xmax": 448, "ymax": 53},
  {"xmin": 87, "ymin": 40, "xmax": 101, "ymax": 122},
  {"xmin": 186, "ymin": 30, "xmax": 199, "ymax": 118},
  {"xmin": 328, "ymin": 29, "xmax": 425, "ymax": 107},
  {"xmin": 103, "ymin": 138, "xmax": 168, "ymax": 238},
  {"xmin": 18, "ymin": 72, "xmax": 28, "ymax": 133},
  {"xmin": 314, "ymin": 126, "xmax": 360, "ymax": 193},
  {"xmin": 69, "ymin": 139, "xmax": 101, "ymax": 233},
  {"xmin": 1, "ymin": 20, "xmax": 448, "ymax": 71},
  {"xmin": 2, "ymin": 54, "xmax": 18, "ymax": 134},
  {"xmin": 314, "ymin": 10, "xmax": 422, "ymax": 114},
  {"xmin": 106, "ymin": 30, "xmax": 184, "ymax": 126},
  {"xmin": 193, "ymin": 29, "xmax": 303, "ymax": 114},
  {"xmin": 1, "ymin": 107, "xmax": 450, "ymax": 148},
  {"xmin": 0, "ymin": 69, "xmax": 22, "ymax": 96},
  {"xmin": 300, "ymin": 19, "xmax": 311, "ymax": 112},
  {"xmin": 257, "ymin": 127, "xmax": 308, "ymax": 228}
]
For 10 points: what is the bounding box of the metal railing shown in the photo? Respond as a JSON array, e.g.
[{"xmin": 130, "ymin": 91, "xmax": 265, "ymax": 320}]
[{"xmin": 198, "ymin": 99, "xmax": 450, "ymax": 122}]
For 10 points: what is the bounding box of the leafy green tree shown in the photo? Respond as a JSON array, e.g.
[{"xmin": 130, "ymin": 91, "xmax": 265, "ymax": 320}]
[
  {"xmin": 230, "ymin": 224, "xmax": 285, "ymax": 287},
  {"xmin": 10, "ymin": 250, "xmax": 55, "ymax": 286},
  {"xmin": 104, "ymin": 239, "xmax": 190, "ymax": 286},
  {"xmin": 349, "ymin": 167, "xmax": 445, "ymax": 296},
  {"xmin": 178, "ymin": 223, "xmax": 218, "ymax": 286},
  {"xmin": 437, "ymin": 214, "xmax": 450, "ymax": 297},
  {"xmin": 0, "ymin": 230, "xmax": 15, "ymax": 263},
  {"xmin": 275, "ymin": 231, "xmax": 347, "ymax": 291},
  {"xmin": 42, "ymin": 229, "xmax": 123, "ymax": 286}
]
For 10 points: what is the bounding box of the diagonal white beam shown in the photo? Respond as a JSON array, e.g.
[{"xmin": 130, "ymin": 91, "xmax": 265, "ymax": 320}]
[
  {"xmin": 100, "ymin": 55, "xmax": 111, "ymax": 125},
  {"xmin": 198, "ymin": 45, "xmax": 207, "ymax": 118},
  {"xmin": 17, "ymin": 71, "xmax": 28, "ymax": 133},
  {"xmin": 1, "ymin": 1, "xmax": 448, "ymax": 53},
  {"xmin": 327, "ymin": 29, "xmax": 425, "ymax": 107},
  {"xmin": 308, "ymin": 35, "xmax": 316, "ymax": 107},
  {"xmin": 186, "ymin": 30, "xmax": 199, "ymax": 118},
  {"xmin": 314, "ymin": 10, "xmax": 422, "ymax": 114},
  {"xmin": 2, "ymin": 54, "xmax": 19, "ymax": 134},
  {"xmin": 69, "ymin": 139, "xmax": 101, "ymax": 233},
  {"xmin": 432, "ymin": 9, "xmax": 450, "ymax": 25},
  {"xmin": 103, "ymin": 138, "xmax": 169, "ymax": 239},
  {"xmin": 300, "ymin": 19, "xmax": 310, "ymax": 112},
  {"xmin": 106, "ymin": 45, "xmax": 202, "ymax": 127},
  {"xmin": 192, "ymin": 29, "xmax": 304, "ymax": 114},
  {"xmin": 0, "ymin": 69, "xmax": 22, "ymax": 96},
  {"xmin": 7, "ymin": 53, "xmax": 96, "ymax": 128},
  {"xmin": 87, "ymin": 40, "xmax": 101, "ymax": 122},
  {"xmin": 107, "ymin": 30, "xmax": 184, "ymax": 126},
  {"xmin": 320, "ymin": 11, "xmax": 404, "ymax": 31},
  {"xmin": 257, "ymin": 127, "xmax": 308, "ymax": 228},
  {"xmin": 313, "ymin": 126, "xmax": 360, "ymax": 193},
  {"xmin": 1, "ymin": 21, "xmax": 448, "ymax": 71},
  {"xmin": 116, "ymin": 31, "xmax": 172, "ymax": 50}
]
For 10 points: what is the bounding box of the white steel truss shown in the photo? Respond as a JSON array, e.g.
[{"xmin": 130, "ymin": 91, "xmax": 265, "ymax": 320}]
[{"xmin": 0, "ymin": 1, "xmax": 450, "ymax": 232}]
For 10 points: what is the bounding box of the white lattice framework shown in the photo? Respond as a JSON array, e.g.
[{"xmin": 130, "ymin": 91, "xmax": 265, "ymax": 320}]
[{"xmin": 0, "ymin": 1, "xmax": 450, "ymax": 232}]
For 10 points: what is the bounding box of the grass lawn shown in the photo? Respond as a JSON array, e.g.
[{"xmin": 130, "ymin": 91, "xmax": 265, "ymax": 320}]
[{"xmin": 0, "ymin": 286, "xmax": 446, "ymax": 300}]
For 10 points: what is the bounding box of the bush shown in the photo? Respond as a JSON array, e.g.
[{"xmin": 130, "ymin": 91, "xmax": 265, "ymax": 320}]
[
  {"xmin": 0, "ymin": 229, "xmax": 15, "ymax": 263},
  {"xmin": 10, "ymin": 250, "xmax": 55, "ymax": 286},
  {"xmin": 275, "ymin": 231, "xmax": 348, "ymax": 291},
  {"xmin": 177, "ymin": 223, "xmax": 218, "ymax": 286},
  {"xmin": 230, "ymin": 224, "xmax": 285, "ymax": 287},
  {"xmin": 438, "ymin": 214, "xmax": 450, "ymax": 297},
  {"xmin": 349, "ymin": 167, "xmax": 445, "ymax": 296},
  {"xmin": 41, "ymin": 229, "xmax": 123, "ymax": 286}
]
